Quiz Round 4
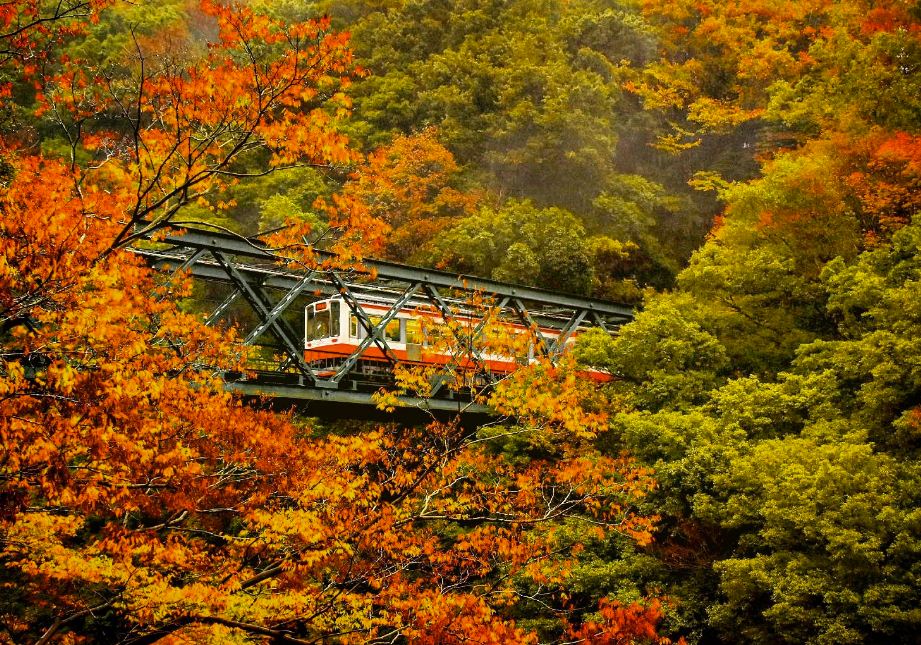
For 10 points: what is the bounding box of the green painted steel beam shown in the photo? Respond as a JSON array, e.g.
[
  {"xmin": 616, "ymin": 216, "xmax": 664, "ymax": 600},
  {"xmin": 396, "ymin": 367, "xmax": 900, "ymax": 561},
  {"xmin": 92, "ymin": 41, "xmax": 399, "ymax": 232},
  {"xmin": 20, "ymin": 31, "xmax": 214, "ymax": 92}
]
[
  {"xmin": 136, "ymin": 249, "xmax": 627, "ymax": 330},
  {"xmin": 226, "ymin": 381, "xmax": 493, "ymax": 416},
  {"xmin": 138, "ymin": 226, "xmax": 636, "ymax": 321}
]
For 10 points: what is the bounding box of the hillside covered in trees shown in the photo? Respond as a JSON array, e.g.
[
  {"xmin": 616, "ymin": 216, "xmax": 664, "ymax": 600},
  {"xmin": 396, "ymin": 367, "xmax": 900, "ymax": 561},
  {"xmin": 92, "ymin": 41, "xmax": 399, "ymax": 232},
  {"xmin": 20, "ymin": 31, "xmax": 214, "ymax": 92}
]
[{"xmin": 1, "ymin": 0, "xmax": 920, "ymax": 643}]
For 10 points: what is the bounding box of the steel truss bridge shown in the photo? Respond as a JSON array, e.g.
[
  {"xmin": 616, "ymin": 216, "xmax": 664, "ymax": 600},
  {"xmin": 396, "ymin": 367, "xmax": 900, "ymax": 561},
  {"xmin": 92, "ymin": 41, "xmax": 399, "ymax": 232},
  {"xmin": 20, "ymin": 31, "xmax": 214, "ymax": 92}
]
[{"xmin": 133, "ymin": 226, "xmax": 634, "ymax": 420}]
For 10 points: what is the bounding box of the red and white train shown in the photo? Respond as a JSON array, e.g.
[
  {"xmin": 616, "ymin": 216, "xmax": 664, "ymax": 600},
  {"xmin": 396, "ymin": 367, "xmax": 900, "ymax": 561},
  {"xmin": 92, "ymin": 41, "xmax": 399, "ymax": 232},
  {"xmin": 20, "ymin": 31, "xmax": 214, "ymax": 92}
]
[{"xmin": 304, "ymin": 296, "xmax": 611, "ymax": 382}]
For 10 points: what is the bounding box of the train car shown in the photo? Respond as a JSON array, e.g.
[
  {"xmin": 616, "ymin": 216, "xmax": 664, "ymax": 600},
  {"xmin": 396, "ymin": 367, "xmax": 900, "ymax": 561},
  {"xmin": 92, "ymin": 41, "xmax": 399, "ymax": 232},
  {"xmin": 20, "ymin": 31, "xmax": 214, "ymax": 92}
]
[{"xmin": 303, "ymin": 296, "xmax": 611, "ymax": 382}]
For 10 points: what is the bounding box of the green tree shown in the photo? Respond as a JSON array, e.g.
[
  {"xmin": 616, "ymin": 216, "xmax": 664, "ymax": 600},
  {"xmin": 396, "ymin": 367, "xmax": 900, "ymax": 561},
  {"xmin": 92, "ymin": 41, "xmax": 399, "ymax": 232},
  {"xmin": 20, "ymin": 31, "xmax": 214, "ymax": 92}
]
[
  {"xmin": 332, "ymin": 0, "xmax": 717, "ymax": 271},
  {"xmin": 427, "ymin": 199, "xmax": 595, "ymax": 295},
  {"xmin": 585, "ymin": 218, "xmax": 921, "ymax": 643}
]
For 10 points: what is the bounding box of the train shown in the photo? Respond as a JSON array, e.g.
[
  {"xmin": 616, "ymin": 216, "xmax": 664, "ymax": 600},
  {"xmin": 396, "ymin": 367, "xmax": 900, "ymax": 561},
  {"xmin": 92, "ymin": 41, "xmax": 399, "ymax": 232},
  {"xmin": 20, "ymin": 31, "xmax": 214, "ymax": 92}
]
[{"xmin": 303, "ymin": 296, "xmax": 611, "ymax": 382}]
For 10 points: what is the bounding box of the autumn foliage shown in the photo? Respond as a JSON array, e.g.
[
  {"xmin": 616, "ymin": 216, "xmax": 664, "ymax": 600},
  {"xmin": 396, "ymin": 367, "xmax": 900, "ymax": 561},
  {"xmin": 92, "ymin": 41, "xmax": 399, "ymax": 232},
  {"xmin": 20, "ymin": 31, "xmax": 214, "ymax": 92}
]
[
  {"xmin": 632, "ymin": 0, "xmax": 921, "ymax": 135},
  {"xmin": 566, "ymin": 599, "xmax": 684, "ymax": 645},
  {"xmin": 11, "ymin": 0, "xmax": 918, "ymax": 640},
  {"xmin": 845, "ymin": 130, "xmax": 921, "ymax": 242},
  {"xmin": 12, "ymin": 0, "xmax": 369, "ymax": 255},
  {"xmin": 342, "ymin": 128, "xmax": 480, "ymax": 262},
  {"xmin": 0, "ymin": 153, "xmax": 658, "ymax": 641},
  {"xmin": 0, "ymin": 2, "xmax": 665, "ymax": 643}
]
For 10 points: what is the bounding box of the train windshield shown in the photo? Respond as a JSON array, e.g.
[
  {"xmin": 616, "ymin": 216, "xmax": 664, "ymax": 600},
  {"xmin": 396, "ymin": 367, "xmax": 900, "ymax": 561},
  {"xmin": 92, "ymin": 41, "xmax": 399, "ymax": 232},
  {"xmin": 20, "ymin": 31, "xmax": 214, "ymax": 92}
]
[{"xmin": 306, "ymin": 301, "xmax": 340, "ymax": 341}]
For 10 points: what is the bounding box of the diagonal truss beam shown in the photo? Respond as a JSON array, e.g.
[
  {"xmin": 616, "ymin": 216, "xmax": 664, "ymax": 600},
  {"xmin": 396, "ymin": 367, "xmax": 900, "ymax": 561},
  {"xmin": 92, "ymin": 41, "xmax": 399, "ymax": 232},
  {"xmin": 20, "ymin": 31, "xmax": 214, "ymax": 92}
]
[
  {"xmin": 243, "ymin": 269, "xmax": 318, "ymax": 346},
  {"xmin": 510, "ymin": 297, "xmax": 552, "ymax": 357},
  {"xmin": 330, "ymin": 281, "xmax": 421, "ymax": 383},
  {"xmin": 589, "ymin": 311, "xmax": 612, "ymax": 334},
  {"xmin": 424, "ymin": 287, "xmax": 509, "ymax": 396},
  {"xmin": 328, "ymin": 274, "xmax": 403, "ymax": 367},
  {"xmin": 205, "ymin": 289, "xmax": 244, "ymax": 326},
  {"xmin": 211, "ymin": 252, "xmax": 317, "ymax": 382},
  {"xmin": 548, "ymin": 309, "xmax": 588, "ymax": 356}
]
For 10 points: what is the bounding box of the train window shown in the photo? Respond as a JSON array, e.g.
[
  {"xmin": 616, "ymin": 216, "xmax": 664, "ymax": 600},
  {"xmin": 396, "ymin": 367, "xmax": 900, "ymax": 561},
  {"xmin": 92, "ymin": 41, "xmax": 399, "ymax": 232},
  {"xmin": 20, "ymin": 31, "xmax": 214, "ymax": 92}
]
[
  {"xmin": 330, "ymin": 301, "xmax": 340, "ymax": 337},
  {"xmin": 405, "ymin": 318, "xmax": 424, "ymax": 345},
  {"xmin": 369, "ymin": 315, "xmax": 401, "ymax": 342},
  {"xmin": 350, "ymin": 315, "xmax": 362, "ymax": 339},
  {"xmin": 387, "ymin": 319, "xmax": 400, "ymax": 342},
  {"xmin": 305, "ymin": 303, "xmax": 330, "ymax": 340}
]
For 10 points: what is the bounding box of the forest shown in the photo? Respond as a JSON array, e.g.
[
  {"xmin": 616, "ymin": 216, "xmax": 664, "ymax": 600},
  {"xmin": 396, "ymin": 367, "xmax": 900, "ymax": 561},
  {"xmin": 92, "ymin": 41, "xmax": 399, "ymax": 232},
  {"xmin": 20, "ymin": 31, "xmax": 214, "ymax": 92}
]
[{"xmin": 1, "ymin": 0, "xmax": 920, "ymax": 643}]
